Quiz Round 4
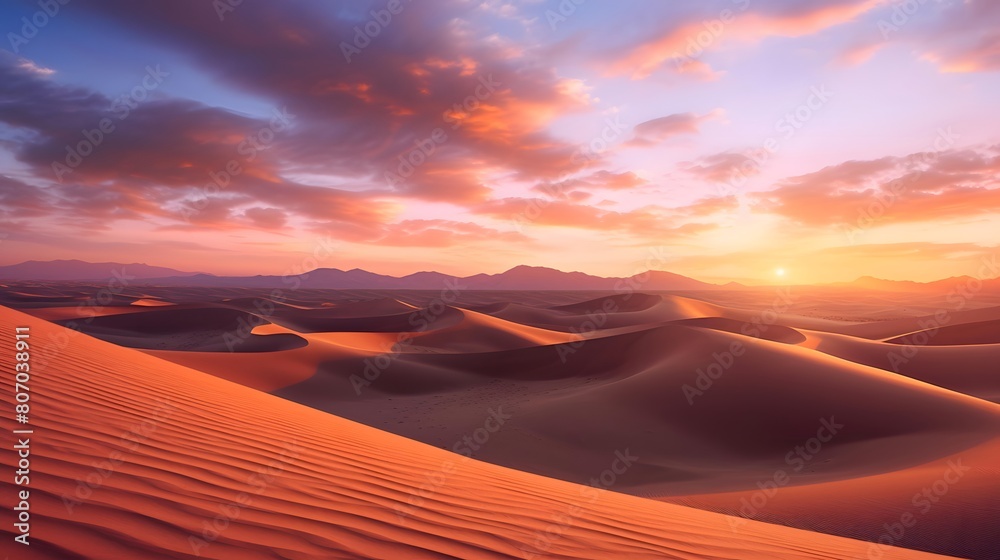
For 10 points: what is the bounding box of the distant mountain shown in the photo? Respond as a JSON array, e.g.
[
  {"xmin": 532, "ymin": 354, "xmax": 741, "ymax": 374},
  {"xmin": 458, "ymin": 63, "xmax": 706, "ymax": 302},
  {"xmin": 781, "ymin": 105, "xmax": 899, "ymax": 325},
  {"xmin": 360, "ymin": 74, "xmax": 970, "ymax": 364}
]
[
  {"xmin": 398, "ymin": 271, "xmax": 459, "ymax": 290},
  {"xmin": 9, "ymin": 260, "xmax": 996, "ymax": 292},
  {"xmin": 0, "ymin": 260, "xmax": 740, "ymax": 291},
  {"xmin": 639, "ymin": 270, "xmax": 723, "ymax": 291},
  {"xmin": 844, "ymin": 276, "xmax": 928, "ymax": 292},
  {"xmin": 462, "ymin": 265, "xmax": 617, "ymax": 290},
  {"xmin": 0, "ymin": 260, "xmax": 199, "ymax": 281},
  {"xmin": 833, "ymin": 275, "xmax": 996, "ymax": 293}
]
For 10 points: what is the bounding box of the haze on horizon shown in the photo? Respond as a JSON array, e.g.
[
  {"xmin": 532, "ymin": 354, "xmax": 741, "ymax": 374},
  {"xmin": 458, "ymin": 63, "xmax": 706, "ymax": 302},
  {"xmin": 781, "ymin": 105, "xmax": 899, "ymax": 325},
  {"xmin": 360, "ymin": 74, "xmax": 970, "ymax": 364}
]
[{"xmin": 0, "ymin": 0, "xmax": 998, "ymax": 284}]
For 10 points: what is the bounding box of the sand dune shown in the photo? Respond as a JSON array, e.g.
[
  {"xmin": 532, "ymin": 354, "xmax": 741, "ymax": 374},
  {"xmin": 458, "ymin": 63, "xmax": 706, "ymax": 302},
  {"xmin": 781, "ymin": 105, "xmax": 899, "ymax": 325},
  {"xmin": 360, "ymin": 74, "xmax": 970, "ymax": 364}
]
[
  {"xmin": 884, "ymin": 318, "xmax": 1000, "ymax": 346},
  {"xmin": 52, "ymin": 305, "xmax": 308, "ymax": 352},
  {"xmin": 838, "ymin": 305, "xmax": 1000, "ymax": 340},
  {"xmin": 130, "ymin": 297, "xmax": 175, "ymax": 307},
  {"xmin": 143, "ymin": 306, "xmax": 581, "ymax": 393},
  {"xmin": 472, "ymin": 294, "xmax": 724, "ymax": 331},
  {"xmin": 0, "ymin": 304, "xmax": 950, "ymax": 560},
  {"xmin": 268, "ymin": 306, "xmax": 466, "ymax": 334},
  {"xmin": 1, "ymin": 291, "xmax": 82, "ymax": 303},
  {"xmin": 3, "ymin": 285, "xmax": 997, "ymax": 559},
  {"xmin": 670, "ymin": 316, "xmax": 808, "ymax": 344},
  {"xmin": 537, "ymin": 293, "xmax": 727, "ymax": 329},
  {"xmin": 276, "ymin": 323, "xmax": 999, "ymax": 496},
  {"xmin": 294, "ymin": 297, "xmax": 419, "ymax": 317},
  {"xmin": 800, "ymin": 329, "xmax": 1000, "ymax": 403},
  {"xmin": 23, "ymin": 305, "xmax": 150, "ymax": 322},
  {"xmin": 399, "ymin": 307, "xmax": 581, "ymax": 352},
  {"xmin": 668, "ymin": 437, "xmax": 1000, "ymax": 560}
]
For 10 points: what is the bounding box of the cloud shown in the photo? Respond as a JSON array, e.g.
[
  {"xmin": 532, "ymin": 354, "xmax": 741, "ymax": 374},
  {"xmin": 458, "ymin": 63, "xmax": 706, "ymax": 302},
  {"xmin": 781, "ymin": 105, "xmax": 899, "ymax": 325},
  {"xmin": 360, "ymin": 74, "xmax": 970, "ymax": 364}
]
[
  {"xmin": 375, "ymin": 219, "xmax": 530, "ymax": 247},
  {"xmin": 72, "ymin": 0, "xmax": 595, "ymax": 202},
  {"xmin": 753, "ymin": 147, "xmax": 1000, "ymax": 227},
  {"xmin": 837, "ymin": 41, "xmax": 887, "ymax": 66},
  {"xmin": 916, "ymin": 1, "xmax": 1000, "ymax": 73},
  {"xmin": 0, "ymin": 52, "xmax": 396, "ymax": 237},
  {"xmin": 0, "ymin": 1, "xmax": 606, "ymax": 246},
  {"xmin": 531, "ymin": 170, "xmax": 648, "ymax": 198},
  {"xmin": 818, "ymin": 241, "xmax": 998, "ymax": 261},
  {"xmin": 626, "ymin": 111, "xmax": 722, "ymax": 147},
  {"xmin": 680, "ymin": 151, "xmax": 760, "ymax": 184},
  {"xmin": 0, "ymin": 175, "xmax": 53, "ymax": 219},
  {"xmin": 607, "ymin": 0, "xmax": 882, "ymax": 79},
  {"xmin": 243, "ymin": 207, "xmax": 288, "ymax": 229},
  {"xmin": 16, "ymin": 59, "xmax": 55, "ymax": 76},
  {"xmin": 841, "ymin": 0, "xmax": 1000, "ymax": 73},
  {"xmin": 473, "ymin": 196, "xmax": 728, "ymax": 239}
]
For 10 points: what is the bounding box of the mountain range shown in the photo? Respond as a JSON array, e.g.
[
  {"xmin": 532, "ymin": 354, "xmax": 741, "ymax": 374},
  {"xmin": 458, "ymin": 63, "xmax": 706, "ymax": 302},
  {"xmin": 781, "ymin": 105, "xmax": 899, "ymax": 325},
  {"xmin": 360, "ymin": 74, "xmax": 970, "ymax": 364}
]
[
  {"xmin": 0, "ymin": 260, "xmax": 997, "ymax": 292},
  {"xmin": 0, "ymin": 260, "xmax": 736, "ymax": 290},
  {"xmin": 0, "ymin": 260, "xmax": 202, "ymax": 281}
]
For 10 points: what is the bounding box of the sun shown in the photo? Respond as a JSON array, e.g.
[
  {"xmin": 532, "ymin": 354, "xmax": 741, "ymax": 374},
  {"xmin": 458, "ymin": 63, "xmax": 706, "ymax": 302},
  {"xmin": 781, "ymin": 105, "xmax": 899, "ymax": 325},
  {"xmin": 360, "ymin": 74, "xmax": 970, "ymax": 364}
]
[{"xmin": 775, "ymin": 268, "xmax": 786, "ymax": 277}]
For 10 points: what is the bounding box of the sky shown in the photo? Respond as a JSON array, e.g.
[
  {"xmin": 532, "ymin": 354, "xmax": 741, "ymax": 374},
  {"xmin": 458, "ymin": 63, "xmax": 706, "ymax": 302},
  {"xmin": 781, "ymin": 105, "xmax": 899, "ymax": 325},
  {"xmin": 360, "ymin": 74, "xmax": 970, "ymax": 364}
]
[{"xmin": 0, "ymin": 0, "xmax": 998, "ymax": 284}]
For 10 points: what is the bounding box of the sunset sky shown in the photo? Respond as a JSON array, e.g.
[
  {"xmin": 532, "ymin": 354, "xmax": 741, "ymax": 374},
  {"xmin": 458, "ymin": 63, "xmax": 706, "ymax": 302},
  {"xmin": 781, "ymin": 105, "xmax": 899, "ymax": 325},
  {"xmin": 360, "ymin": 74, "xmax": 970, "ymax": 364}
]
[{"xmin": 1, "ymin": 0, "xmax": 998, "ymax": 283}]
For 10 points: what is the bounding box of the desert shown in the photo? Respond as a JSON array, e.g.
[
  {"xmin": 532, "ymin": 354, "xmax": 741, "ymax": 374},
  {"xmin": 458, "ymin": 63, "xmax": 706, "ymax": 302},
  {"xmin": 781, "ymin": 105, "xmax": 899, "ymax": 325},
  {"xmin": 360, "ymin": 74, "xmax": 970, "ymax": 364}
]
[{"xmin": 1, "ymin": 273, "xmax": 997, "ymax": 559}]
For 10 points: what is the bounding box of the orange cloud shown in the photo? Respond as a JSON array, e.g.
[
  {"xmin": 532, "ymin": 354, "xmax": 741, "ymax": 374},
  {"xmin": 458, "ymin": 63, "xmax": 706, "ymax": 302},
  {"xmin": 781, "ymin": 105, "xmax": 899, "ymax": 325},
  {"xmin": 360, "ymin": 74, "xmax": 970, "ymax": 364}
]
[
  {"xmin": 474, "ymin": 197, "xmax": 729, "ymax": 240},
  {"xmin": 849, "ymin": 0, "xmax": 1000, "ymax": 74},
  {"xmin": 753, "ymin": 147, "xmax": 1000, "ymax": 227},
  {"xmin": 375, "ymin": 219, "xmax": 530, "ymax": 247},
  {"xmin": 531, "ymin": 170, "xmax": 648, "ymax": 199},
  {"xmin": 609, "ymin": 0, "xmax": 881, "ymax": 79}
]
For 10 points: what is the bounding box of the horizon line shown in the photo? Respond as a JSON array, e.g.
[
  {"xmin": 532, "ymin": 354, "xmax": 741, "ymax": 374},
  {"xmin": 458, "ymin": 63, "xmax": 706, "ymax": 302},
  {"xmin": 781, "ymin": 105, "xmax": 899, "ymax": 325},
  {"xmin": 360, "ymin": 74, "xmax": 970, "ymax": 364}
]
[{"xmin": 0, "ymin": 259, "xmax": 997, "ymax": 288}]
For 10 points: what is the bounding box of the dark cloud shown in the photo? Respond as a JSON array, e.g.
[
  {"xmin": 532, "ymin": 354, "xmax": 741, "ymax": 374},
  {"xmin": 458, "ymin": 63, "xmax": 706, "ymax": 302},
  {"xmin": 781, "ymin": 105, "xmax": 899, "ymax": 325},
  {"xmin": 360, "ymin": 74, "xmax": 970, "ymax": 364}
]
[{"xmin": 71, "ymin": 0, "xmax": 593, "ymax": 201}]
